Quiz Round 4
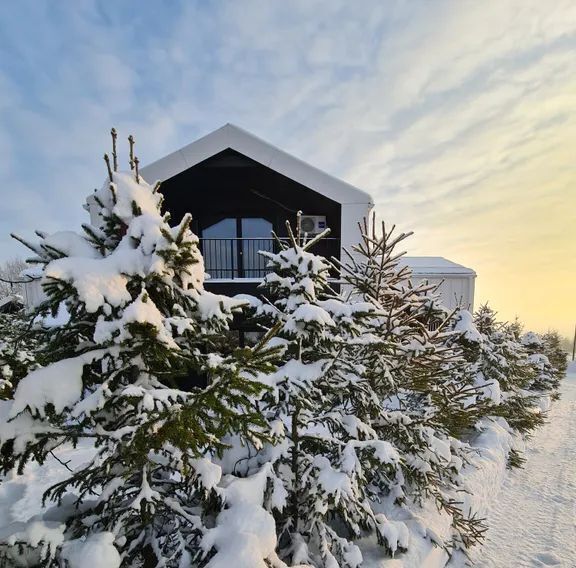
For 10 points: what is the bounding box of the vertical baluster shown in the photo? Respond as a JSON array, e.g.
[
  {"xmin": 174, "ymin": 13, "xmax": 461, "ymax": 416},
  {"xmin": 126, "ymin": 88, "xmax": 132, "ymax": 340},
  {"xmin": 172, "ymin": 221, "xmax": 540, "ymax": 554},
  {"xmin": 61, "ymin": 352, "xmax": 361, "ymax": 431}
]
[
  {"xmin": 208, "ymin": 240, "xmax": 213, "ymax": 278},
  {"xmin": 223, "ymin": 239, "xmax": 227, "ymax": 279},
  {"xmin": 246, "ymin": 238, "xmax": 250, "ymax": 278},
  {"xmin": 254, "ymin": 239, "xmax": 258, "ymax": 278},
  {"xmin": 245, "ymin": 238, "xmax": 248, "ymax": 278},
  {"xmin": 225, "ymin": 239, "xmax": 228, "ymax": 279},
  {"xmin": 207, "ymin": 239, "xmax": 211, "ymax": 277},
  {"xmin": 258, "ymin": 238, "xmax": 263, "ymax": 277},
  {"xmin": 249, "ymin": 238, "xmax": 253, "ymax": 277},
  {"xmin": 237, "ymin": 237, "xmax": 242, "ymax": 279},
  {"xmin": 255, "ymin": 239, "xmax": 259, "ymax": 278},
  {"xmin": 231, "ymin": 238, "xmax": 235, "ymax": 279},
  {"xmin": 243, "ymin": 237, "xmax": 246, "ymax": 278},
  {"xmin": 217, "ymin": 239, "xmax": 221, "ymax": 279}
]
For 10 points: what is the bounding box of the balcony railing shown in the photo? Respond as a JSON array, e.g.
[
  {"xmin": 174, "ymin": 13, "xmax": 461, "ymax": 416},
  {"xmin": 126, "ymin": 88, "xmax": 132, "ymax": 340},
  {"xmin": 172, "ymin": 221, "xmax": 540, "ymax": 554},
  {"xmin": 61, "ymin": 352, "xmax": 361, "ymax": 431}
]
[{"xmin": 200, "ymin": 237, "xmax": 340, "ymax": 280}]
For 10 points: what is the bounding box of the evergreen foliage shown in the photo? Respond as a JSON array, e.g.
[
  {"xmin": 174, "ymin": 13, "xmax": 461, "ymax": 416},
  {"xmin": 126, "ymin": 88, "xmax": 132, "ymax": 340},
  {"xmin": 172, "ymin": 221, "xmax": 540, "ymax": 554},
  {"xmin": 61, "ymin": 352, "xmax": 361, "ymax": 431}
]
[
  {"xmin": 236, "ymin": 217, "xmax": 409, "ymax": 567},
  {"xmin": 0, "ymin": 130, "xmax": 567, "ymax": 566},
  {"xmin": 0, "ymin": 133, "xmax": 278, "ymax": 567},
  {"xmin": 453, "ymin": 304, "xmax": 545, "ymax": 435},
  {"xmin": 452, "ymin": 304, "xmax": 570, "ymax": 470},
  {"xmin": 521, "ymin": 332, "xmax": 561, "ymax": 393},
  {"xmin": 339, "ymin": 219, "xmax": 489, "ymax": 551},
  {"xmin": 0, "ymin": 308, "xmax": 42, "ymax": 400},
  {"xmin": 541, "ymin": 330, "xmax": 568, "ymax": 380}
]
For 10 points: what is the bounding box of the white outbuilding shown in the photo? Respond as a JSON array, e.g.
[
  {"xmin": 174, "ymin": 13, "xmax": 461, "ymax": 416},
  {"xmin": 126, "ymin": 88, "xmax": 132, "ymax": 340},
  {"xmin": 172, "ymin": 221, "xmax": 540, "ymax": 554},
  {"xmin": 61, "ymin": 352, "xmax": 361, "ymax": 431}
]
[{"xmin": 399, "ymin": 256, "xmax": 476, "ymax": 311}]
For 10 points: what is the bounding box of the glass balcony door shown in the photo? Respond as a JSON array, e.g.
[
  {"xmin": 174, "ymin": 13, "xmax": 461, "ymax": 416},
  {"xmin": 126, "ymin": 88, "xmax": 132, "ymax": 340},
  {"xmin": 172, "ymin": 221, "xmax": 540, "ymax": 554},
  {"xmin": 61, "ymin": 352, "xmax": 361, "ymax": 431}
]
[{"xmin": 202, "ymin": 217, "xmax": 273, "ymax": 279}]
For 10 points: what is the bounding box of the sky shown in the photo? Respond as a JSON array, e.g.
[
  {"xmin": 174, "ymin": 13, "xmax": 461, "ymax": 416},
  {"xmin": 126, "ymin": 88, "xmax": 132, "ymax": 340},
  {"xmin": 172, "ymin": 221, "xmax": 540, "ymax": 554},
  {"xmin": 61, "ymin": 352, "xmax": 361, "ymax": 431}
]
[{"xmin": 0, "ymin": 0, "xmax": 574, "ymax": 337}]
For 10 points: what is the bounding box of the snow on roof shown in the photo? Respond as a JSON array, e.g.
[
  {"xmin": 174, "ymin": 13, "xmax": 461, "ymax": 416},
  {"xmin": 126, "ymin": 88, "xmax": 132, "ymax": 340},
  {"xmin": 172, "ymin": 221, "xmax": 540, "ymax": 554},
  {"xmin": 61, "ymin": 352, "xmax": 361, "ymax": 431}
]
[
  {"xmin": 399, "ymin": 256, "xmax": 476, "ymax": 277},
  {"xmin": 0, "ymin": 294, "xmax": 24, "ymax": 309},
  {"xmin": 141, "ymin": 124, "xmax": 374, "ymax": 207}
]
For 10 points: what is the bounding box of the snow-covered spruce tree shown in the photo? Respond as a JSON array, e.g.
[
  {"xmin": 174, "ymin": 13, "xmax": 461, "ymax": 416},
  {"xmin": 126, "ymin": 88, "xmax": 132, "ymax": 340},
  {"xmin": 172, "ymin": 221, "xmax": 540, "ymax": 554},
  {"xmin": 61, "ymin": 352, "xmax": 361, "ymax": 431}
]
[
  {"xmin": 0, "ymin": 133, "xmax": 278, "ymax": 567},
  {"xmin": 338, "ymin": 219, "xmax": 489, "ymax": 552},
  {"xmin": 0, "ymin": 307, "xmax": 42, "ymax": 400},
  {"xmin": 521, "ymin": 331, "xmax": 560, "ymax": 393},
  {"xmin": 236, "ymin": 218, "xmax": 411, "ymax": 567},
  {"xmin": 453, "ymin": 304, "xmax": 545, "ymax": 436},
  {"xmin": 541, "ymin": 330, "xmax": 568, "ymax": 381}
]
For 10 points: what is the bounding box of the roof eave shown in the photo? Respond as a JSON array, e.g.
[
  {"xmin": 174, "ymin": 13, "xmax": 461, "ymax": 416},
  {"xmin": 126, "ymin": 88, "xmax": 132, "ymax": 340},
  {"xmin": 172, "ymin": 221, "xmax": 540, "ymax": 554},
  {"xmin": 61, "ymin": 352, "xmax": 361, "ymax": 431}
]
[{"xmin": 141, "ymin": 123, "xmax": 374, "ymax": 207}]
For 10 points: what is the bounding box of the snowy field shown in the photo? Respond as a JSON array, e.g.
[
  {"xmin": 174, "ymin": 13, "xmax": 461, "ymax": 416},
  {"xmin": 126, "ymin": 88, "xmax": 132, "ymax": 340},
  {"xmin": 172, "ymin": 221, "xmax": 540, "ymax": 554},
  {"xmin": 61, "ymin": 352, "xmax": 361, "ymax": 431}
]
[{"xmin": 458, "ymin": 366, "xmax": 576, "ymax": 568}]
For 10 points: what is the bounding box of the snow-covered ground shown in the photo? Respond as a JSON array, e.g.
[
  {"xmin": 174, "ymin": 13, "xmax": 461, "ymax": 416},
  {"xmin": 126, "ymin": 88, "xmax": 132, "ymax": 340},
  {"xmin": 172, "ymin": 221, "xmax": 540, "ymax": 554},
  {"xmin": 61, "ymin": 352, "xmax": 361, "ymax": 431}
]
[
  {"xmin": 1, "ymin": 370, "xmax": 574, "ymax": 567},
  {"xmin": 456, "ymin": 366, "xmax": 576, "ymax": 568},
  {"xmin": 0, "ymin": 442, "xmax": 96, "ymax": 529}
]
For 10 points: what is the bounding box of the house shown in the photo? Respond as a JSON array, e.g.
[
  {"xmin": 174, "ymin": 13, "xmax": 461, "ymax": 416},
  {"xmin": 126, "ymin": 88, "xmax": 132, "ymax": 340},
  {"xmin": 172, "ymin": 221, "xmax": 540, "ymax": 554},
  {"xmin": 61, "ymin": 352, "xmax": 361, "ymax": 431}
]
[
  {"xmin": 0, "ymin": 294, "xmax": 24, "ymax": 315},
  {"xmin": 140, "ymin": 124, "xmax": 374, "ymax": 297},
  {"xmin": 23, "ymin": 124, "xmax": 476, "ymax": 312}
]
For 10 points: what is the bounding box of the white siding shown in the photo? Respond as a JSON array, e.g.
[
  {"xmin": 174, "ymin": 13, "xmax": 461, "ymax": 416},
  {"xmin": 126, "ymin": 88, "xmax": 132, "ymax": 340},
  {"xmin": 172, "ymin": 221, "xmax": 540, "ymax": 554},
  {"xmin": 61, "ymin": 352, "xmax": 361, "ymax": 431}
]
[
  {"xmin": 340, "ymin": 203, "xmax": 374, "ymax": 256},
  {"xmin": 410, "ymin": 275, "xmax": 475, "ymax": 311},
  {"xmin": 22, "ymin": 279, "xmax": 45, "ymax": 309},
  {"xmin": 400, "ymin": 256, "xmax": 476, "ymax": 311}
]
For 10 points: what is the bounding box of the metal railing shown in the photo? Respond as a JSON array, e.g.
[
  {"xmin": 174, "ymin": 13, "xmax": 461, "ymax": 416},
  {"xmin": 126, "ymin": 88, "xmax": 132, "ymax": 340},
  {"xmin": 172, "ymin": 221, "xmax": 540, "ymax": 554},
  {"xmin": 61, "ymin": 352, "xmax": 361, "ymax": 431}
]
[{"xmin": 199, "ymin": 237, "xmax": 340, "ymax": 280}]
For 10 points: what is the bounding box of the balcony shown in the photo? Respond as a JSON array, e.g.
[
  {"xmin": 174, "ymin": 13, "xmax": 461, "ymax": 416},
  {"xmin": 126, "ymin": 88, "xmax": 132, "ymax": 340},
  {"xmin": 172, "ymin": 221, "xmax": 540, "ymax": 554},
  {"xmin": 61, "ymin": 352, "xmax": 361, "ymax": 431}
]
[{"xmin": 199, "ymin": 237, "xmax": 341, "ymax": 281}]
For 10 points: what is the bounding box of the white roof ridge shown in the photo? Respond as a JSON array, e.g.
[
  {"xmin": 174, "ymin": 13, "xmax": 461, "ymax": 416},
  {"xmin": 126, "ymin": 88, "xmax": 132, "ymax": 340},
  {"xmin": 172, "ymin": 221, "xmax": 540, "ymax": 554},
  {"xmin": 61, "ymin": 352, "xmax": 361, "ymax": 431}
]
[
  {"xmin": 141, "ymin": 123, "xmax": 374, "ymax": 206},
  {"xmin": 401, "ymin": 255, "xmax": 476, "ymax": 276}
]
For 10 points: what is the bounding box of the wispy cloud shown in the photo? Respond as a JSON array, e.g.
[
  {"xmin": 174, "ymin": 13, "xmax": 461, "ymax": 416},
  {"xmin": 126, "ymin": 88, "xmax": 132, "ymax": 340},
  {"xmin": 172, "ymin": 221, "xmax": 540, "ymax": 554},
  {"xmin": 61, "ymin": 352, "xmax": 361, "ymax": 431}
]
[{"xmin": 0, "ymin": 0, "xmax": 574, "ymax": 334}]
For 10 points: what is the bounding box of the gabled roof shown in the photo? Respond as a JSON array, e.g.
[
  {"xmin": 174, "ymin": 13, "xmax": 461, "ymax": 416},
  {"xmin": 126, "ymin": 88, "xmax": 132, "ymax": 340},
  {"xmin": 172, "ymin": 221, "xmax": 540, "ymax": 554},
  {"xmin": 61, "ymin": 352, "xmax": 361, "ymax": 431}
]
[
  {"xmin": 141, "ymin": 124, "xmax": 374, "ymax": 206},
  {"xmin": 399, "ymin": 256, "xmax": 476, "ymax": 277}
]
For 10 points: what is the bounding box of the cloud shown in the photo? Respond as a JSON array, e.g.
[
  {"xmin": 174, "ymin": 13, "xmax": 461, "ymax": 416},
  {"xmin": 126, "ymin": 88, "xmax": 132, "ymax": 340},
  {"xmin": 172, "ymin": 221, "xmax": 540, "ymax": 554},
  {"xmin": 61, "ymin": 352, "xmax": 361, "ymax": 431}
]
[{"xmin": 0, "ymin": 0, "xmax": 574, "ymax": 334}]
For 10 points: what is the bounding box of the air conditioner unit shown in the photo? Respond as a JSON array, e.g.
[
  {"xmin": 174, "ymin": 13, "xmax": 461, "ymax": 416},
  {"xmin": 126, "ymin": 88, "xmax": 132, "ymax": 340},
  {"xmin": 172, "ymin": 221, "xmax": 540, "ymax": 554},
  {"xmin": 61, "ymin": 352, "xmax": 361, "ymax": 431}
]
[{"xmin": 299, "ymin": 215, "xmax": 327, "ymax": 235}]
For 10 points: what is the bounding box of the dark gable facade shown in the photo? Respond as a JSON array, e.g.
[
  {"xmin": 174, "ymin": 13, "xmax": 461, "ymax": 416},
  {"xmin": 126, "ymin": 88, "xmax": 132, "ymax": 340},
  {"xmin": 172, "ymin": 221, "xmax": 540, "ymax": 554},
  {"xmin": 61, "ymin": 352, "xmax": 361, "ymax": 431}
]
[
  {"xmin": 159, "ymin": 148, "xmax": 342, "ymax": 297},
  {"xmin": 142, "ymin": 124, "xmax": 374, "ymax": 299}
]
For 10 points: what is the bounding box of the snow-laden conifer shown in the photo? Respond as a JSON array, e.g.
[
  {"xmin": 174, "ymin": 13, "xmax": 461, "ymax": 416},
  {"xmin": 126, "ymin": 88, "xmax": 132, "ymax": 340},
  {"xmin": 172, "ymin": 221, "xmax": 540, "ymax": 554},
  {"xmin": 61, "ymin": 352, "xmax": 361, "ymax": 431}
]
[
  {"xmin": 521, "ymin": 331, "xmax": 561, "ymax": 393},
  {"xmin": 451, "ymin": 305, "xmax": 544, "ymax": 438},
  {"xmin": 0, "ymin": 308, "xmax": 42, "ymax": 400},
  {"xmin": 0, "ymin": 132, "xmax": 277, "ymax": 567},
  {"xmin": 236, "ymin": 217, "xmax": 411, "ymax": 567},
  {"xmin": 339, "ymin": 218, "xmax": 488, "ymax": 553},
  {"xmin": 541, "ymin": 330, "xmax": 568, "ymax": 380}
]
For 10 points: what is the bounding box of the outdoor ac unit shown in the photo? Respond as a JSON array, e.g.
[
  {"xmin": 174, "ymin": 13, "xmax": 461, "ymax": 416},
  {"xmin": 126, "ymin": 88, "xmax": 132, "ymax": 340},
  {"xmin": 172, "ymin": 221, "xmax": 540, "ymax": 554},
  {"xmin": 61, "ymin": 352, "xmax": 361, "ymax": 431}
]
[{"xmin": 299, "ymin": 215, "xmax": 327, "ymax": 235}]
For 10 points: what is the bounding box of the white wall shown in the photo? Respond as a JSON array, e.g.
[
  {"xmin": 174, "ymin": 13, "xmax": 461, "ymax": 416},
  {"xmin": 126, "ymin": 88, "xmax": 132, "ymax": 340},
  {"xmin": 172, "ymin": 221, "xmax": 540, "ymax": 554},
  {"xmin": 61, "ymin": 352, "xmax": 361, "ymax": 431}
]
[
  {"xmin": 22, "ymin": 279, "xmax": 45, "ymax": 309},
  {"xmin": 340, "ymin": 203, "xmax": 374, "ymax": 258},
  {"xmin": 410, "ymin": 275, "xmax": 475, "ymax": 311}
]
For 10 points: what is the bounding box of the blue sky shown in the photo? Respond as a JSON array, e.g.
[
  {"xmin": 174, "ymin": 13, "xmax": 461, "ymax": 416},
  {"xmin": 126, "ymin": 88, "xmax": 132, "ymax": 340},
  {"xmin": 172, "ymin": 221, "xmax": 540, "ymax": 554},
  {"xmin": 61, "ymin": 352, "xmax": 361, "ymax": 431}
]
[{"xmin": 0, "ymin": 0, "xmax": 575, "ymax": 336}]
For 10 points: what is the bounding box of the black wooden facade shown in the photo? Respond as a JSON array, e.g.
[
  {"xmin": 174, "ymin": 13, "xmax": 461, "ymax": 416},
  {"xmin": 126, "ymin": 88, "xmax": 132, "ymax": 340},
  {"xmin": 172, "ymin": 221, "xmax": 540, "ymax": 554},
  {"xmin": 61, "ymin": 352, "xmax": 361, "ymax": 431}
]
[{"xmin": 159, "ymin": 148, "xmax": 342, "ymax": 297}]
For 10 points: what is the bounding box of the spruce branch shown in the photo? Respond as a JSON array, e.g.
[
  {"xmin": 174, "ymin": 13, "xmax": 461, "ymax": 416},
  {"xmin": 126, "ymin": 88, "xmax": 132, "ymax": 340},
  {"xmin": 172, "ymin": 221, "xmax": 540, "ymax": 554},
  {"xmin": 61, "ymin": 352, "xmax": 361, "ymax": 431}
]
[
  {"xmin": 104, "ymin": 153, "xmax": 113, "ymax": 182},
  {"xmin": 110, "ymin": 183, "xmax": 118, "ymax": 205},
  {"xmin": 285, "ymin": 218, "xmax": 298, "ymax": 249},
  {"xmin": 128, "ymin": 134, "xmax": 135, "ymax": 170},
  {"xmin": 301, "ymin": 227, "xmax": 331, "ymax": 251},
  {"xmin": 295, "ymin": 210, "xmax": 302, "ymax": 240},
  {"xmin": 49, "ymin": 450, "xmax": 74, "ymax": 473},
  {"xmin": 111, "ymin": 127, "xmax": 118, "ymax": 171}
]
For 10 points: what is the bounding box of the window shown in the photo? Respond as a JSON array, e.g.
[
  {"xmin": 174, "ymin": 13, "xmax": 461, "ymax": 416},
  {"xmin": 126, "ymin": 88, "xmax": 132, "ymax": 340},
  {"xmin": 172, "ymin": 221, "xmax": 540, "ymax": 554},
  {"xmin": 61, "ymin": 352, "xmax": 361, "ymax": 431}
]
[{"xmin": 201, "ymin": 217, "xmax": 273, "ymax": 279}]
